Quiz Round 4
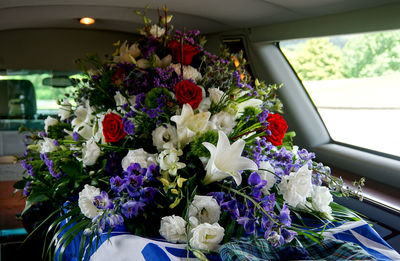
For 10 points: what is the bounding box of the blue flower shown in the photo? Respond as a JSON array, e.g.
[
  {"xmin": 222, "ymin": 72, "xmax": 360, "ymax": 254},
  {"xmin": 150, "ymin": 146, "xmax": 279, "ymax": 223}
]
[
  {"xmin": 93, "ymin": 191, "xmax": 114, "ymax": 210},
  {"xmin": 121, "ymin": 200, "xmax": 145, "ymax": 218},
  {"xmin": 279, "ymin": 203, "xmax": 291, "ymax": 227},
  {"xmin": 110, "ymin": 176, "xmax": 128, "ymax": 193}
]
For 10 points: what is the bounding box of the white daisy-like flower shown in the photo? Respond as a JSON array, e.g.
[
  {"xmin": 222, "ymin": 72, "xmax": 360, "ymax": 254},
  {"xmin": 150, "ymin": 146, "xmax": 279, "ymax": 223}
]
[
  {"xmin": 188, "ymin": 195, "xmax": 221, "ymax": 224},
  {"xmin": 152, "ymin": 124, "xmax": 178, "ymax": 151}
]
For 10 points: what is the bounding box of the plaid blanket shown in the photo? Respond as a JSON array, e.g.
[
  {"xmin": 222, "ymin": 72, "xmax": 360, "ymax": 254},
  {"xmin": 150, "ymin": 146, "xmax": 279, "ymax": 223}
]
[{"xmin": 219, "ymin": 237, "xmax": 376, "ymax": 261}]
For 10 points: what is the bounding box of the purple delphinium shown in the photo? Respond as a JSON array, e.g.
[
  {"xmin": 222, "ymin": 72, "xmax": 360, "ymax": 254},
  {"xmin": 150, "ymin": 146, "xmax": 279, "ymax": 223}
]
[
  {"xmin": 145, "ymin": 163, "xmax": 160, "ymax": 184},
  {"xmin": 105, "ymin": 152, "xmax": 123, "ymax": 177},
  {"xmin": 93, "ymin": 191, "xmax": 114, "ymax": 210},
  {"xmin": 279, "ymin": 203, "xmax": 291, "ymax": 227},
  {"xmin": 121, "ymin": 200, "xmax": 145, "ymax": 218},
  {"xmin": 110, "ymin": 176, "xmax": 128, "ymax": 193},
  {"xmin": 267, "ymin": 231, "xmax": 285, "ymax": 247},
  {"xmin": 105, "ymin": 213, "xmax": 124, "ymax": 228},
  {"xmin": 281, "ymin": 228, "xmax": 297, "ymax": 243},
  {"xmin": 122, "ymin": 118, "xmax": 135, "ymax": 135},
  {"xmin": 139, "ymin": 187, "xmax": 158, "ymax": 204}
]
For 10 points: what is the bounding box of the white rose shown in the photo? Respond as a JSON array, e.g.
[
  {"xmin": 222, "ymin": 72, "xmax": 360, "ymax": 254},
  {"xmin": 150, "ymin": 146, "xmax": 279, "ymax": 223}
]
[
  {"xmin": 188, "ymin": 195, "xmax": 221, "ymax": 224},
  {"xmin": 58, "ymin": 99, "xmax": 71, "ymax": 121},
  {"xmin": 258, "ymin": 161, "xmax": 277, "ymax": 194},
  {"xmin": 209, "ymin": 111, "xmax": 237, "ymax": 135},
  {"xmin": 78, "ymin": 184, "xmax": 102, "ymax": 219},
  {"xmin": 159, "ymin": 215, "xmax": 187, "ymax": 243},
  {"xmin": 152, "ymin": 124, "xmax": 178, "ymax": 151},
  {"xmin": 157, "ymin": 148, "xmax": 186, "ymax": 176},
  {"xmin": 40, "ymin": 137, "xmax": 57, "ymax": 153},
  {"xmin": 171, "ymin": 64, "xmax": 202, "ymax": 82},
  {"xmin": 149, "ymin": 24, "xmax": 166, "ymax": 38},
  {"xmin": 44, "ymin": 116, "xmax": 58, "ymax": 133},
  {"xmin": 114, "ymin": 91, "xmax": 128, "ymax": 109},
  {"xmin": 190, "ymin": 223, "xmax": 224, "ymax": 251},
  {"xmin": 310, "ymin": 185, "xmax": 333, "ymax": 219},
  {"xmin": 277, "ymin": 164, "xmax": 313, "ymax": 208},
  {"xmin": 121, "ymin": 148, "xmax": 156, "ymax": 171},
  {"xmin": 208, "ymin": 88, "xmax": 225, "ymax": 104},
  {"xmin": 82, "ymin": 138, "xmax": 101, "ymax": 166}
]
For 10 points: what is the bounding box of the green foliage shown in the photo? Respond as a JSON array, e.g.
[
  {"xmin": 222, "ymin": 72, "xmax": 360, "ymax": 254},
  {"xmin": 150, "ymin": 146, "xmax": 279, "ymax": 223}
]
[
  {"xmin": 144, "ymin": 87, "xmax": 172, "ymax": 108},
  {"xmin": 288, "ymin": 38, "xmax": 343, "ymax": 81},
  {"xmin": 190, "ymin": 130, "xmax": 219, "ymax": 157},
  {"xmin": 47, "ymin": 123, "xmax": 72, "ymax": 140},
  {"xmin": 341, "ymin": 31, "xmax": 400, "ymax": 78}
]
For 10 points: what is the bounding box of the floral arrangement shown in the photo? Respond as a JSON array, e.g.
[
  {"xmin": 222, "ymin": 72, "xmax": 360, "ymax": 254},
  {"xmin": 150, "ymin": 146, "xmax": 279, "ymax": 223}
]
[{"xmin": 15, "ymin": 7, "xmax": 364, "ymax": 260}]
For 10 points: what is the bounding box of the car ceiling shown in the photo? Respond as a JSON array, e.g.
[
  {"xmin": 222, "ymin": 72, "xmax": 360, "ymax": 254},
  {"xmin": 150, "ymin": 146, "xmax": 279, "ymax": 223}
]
[{"xmin": 1, "ymin": 0, "xmax": 400, "ymax": 34}]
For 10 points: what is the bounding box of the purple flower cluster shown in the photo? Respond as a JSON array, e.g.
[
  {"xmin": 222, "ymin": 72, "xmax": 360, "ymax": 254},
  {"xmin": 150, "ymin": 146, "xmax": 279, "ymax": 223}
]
[
  {"xmin": 23, "ymin": 181, "xmax": 32, "ymax": 197},
  {"xmin": 40, "ymin": 153, "xmax": 63, "ymax": 179},
  {"xmin": 110, "ymin": 163, "xmax": 160, "ymax": 219},
  {"xmin": 258, "ymin": 109, "xmax": 270, "ymax": 127},
  {"xmin": 233, "ymin": 71, "xmax": 252, "ymax": 90},
  {"xmin": 153, "ymin": 67, "xmax": 177, "ymax": 91},
  {"xmin": 21, "ymin": 159, "xmax": 34, "ymax": 176}
]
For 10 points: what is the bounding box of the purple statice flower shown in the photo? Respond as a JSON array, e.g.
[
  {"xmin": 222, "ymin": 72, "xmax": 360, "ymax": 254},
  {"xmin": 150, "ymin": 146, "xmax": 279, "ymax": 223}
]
[
  {"xmin": 258, "ymin": 109, "xmax": 270, "ymax": 127},
  {"xmin": 134, "ymin": 93, "xmax": 146, "ymax": 110},
  {"xmin": 312, "ymin": 173, "xmax": 323, "ymax": 186},
  {"xmin": 267, "ymin": 231, "xmax": 284, "ymax": 247},
  {"xmin": 23, "ymin": 181, "xmax": 32, "ymax": 197},
  {"xmin": 279, "ymin": 203, "xmax": 291, "ymax": 227},
  {"xmin": 121, "ymin": 103, "xmax": 129, "ymax": 110},
  {"xmin": 73, "ymin": 132, "xmax": 79, "ymax": 142},
  {"xmin": 121, "ymin": 200, "xmax": 145, "ymax": 218},
  {"xmin": 110, "ymin": 176, "xmax": 127, "ymax": 193},
  {"xmin": 232, "ymin": 71, "xmax": 244, "ymax": 88},
  {"xmin": 39, "ymin": 131, "xmax": 47, "ymax": 138},
  {"xmin": 40, "ymin": 153, "xmax": 63, "ymax": 179},
  {"xmin": 123, "ymin": 118, "xmax": 135, "ymax": 135},
  {"xmin": 93, "ymin": 191, "xmax": 114, "ymax": 210},
  {"xmin": 21, "ymin": 159, "xmax": 34, "ymax": 176},
  {"xmin": 142, "ymin": 39, "xmax": 158, "ymax": 58},
  {"xmin": 281, "ymin": 228, "xmax": 297, "ymax": 243},
  {"xmin": 53, "ymin": 140, "xmax": 59, "ymax": 147}
]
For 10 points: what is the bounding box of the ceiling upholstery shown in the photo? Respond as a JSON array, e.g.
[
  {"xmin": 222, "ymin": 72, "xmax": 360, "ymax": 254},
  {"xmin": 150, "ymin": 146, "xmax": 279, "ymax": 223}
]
[{"xmin": 1, "ymin": 0, "xmax": 400, "ymax": 33}]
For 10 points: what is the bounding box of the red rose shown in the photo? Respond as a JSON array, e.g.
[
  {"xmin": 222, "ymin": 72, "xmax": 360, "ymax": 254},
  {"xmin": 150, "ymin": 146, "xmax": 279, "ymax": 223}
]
[
  {"xmin": 266, "ymin": 114, "xmax": 288, "ymax": 146},
  {"xmin": 174, "ymin": 80, "xmax": 203, "ymax": 109},
  {"xmin": 102, "ymin": 113, "xmax": 127, "ymax": 143},
  {"xmin": 168, "ymin": 40, "xmax": 200, "ymax": 65}
]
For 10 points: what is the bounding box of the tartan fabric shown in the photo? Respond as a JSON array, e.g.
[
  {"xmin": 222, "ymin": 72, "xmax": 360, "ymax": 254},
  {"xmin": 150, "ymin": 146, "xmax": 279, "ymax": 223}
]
[{"xmin": 219, "ymin": 237, "xmax": 377, "ymax": 261}]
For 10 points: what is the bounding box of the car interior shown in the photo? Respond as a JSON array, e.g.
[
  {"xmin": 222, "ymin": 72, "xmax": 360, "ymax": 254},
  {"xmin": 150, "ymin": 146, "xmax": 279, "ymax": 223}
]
[{"xmin": 0, "ymin": 0, "xmax": 399, "ymax": 259}]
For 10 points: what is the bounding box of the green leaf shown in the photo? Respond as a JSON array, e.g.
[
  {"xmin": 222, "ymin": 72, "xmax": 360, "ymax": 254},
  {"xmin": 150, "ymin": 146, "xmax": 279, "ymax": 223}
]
[
  {"xmin": 27, "ymin": 192, "xmax": 50, "ymax": 203},
  {"xmin": 14, "ymin": 179, "xmax": 28, "ymax": 189}
]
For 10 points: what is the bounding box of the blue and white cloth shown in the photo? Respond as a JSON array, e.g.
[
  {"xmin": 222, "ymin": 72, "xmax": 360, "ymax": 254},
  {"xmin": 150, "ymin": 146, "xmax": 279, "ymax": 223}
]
[{"xmin": 58, "ymin": 220, "xmax": 399, "ymax": 260}]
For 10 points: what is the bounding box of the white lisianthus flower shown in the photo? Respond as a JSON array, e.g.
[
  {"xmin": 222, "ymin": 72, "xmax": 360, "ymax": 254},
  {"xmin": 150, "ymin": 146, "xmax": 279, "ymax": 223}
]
[
  {"xmin": 188, "ymin": 195, "xmax": 221, "ymax": 224},
  {"xmin": 310, "ymin": 185, "xmax": 333, "ymax": 219},
  {"xmin": 44, "ymin": 116, "xmax": 58, "ymax": 133},
  {"xmin": 209, "ymin": 111, "xmax": 237, "ymax": 135},
  {"xmin": 40, "ymin": 137, "xmax": 57, "ymax": 153},
  {"xmin": 171, "ymin": 64, "xmax": 202, "ymax": 82},
  {"xmin": 152, "ymin": 124, "xmax": 178, "ymax": 151},
  {"xmin": 157, "ymin": 147, "xmax": 186, "ymax": 176},
  {"xmin": 149, "ymin": 24, "xmax": 166, "ymax": 38},
  {"xmin": 236, "ymin": 98, "xmax": 263, "ymax": 116},
  {"xmin": 197, "ymin": 97, "xmax": 211, "ymax": 112},
  {"xmin": 121, "ymin": 148, "xmax": 156, "ymax": 171},
  {"xmin": 202, "ymin": 131, "xmax": 258, "ymax": 186},
  {"xmin": 208, "ymin": 88, "xmax": 225, "ymax": 104},
  {"xmin": 113, "ymin": 41, "xmax": 141, "ymax": 64},
  {"xmin": 258, "ymin": 161, "xmax": 277, "ymax": 194},
  {"xmin": 171, "ymin": 104, "xmax": 211, "ymax": 147},
  {"xmin": 114, "ymin": 91, "xmax": 128, "ymax": 109},
  {"xmin": 159, "ymin": 215, "xmax": 187, "ymax": 243},
  {"xmin": 78, "ymin": 184, "xmax": 102, "ymax": 219},
  {"xmin": 190, "ymin": 223, "xmax": 224, "ymax": 251},
  {"xmin": 277, "ymin": 164, "xmax": 313, "ymax": 208},
  {"xmin": 58, "ymin": 99, "xmax": 71, "ymax": 121},
  {"xmin": 82, "ymin": 138, "xmax": 101, "ymax": 166}
]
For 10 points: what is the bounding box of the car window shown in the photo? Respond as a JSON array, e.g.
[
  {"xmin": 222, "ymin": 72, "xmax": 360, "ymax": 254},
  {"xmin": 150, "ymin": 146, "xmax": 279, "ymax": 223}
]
[
  {"xmin": 280, "ymin": 30, "xmax": 400, "ymax": 158},
  {"xmin": 0, "ymin": 70, "xmax": 82, "ymax": 130}
]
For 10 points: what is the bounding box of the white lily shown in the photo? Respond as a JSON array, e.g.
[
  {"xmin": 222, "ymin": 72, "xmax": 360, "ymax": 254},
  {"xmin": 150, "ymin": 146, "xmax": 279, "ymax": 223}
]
[{"xmin": 202, "ymin": 131, "xmax": 258, "ymax": 186}]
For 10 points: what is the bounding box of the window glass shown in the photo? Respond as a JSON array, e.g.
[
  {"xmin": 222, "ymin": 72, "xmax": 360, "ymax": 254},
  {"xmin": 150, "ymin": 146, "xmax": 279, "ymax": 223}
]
[
  {"xmin": 281, "ymin": 30, "xmax": 400, "ymax": 157},
  {"xmin": 0, "ymin": 70, "xmax": 82, "ymax": 130}
]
